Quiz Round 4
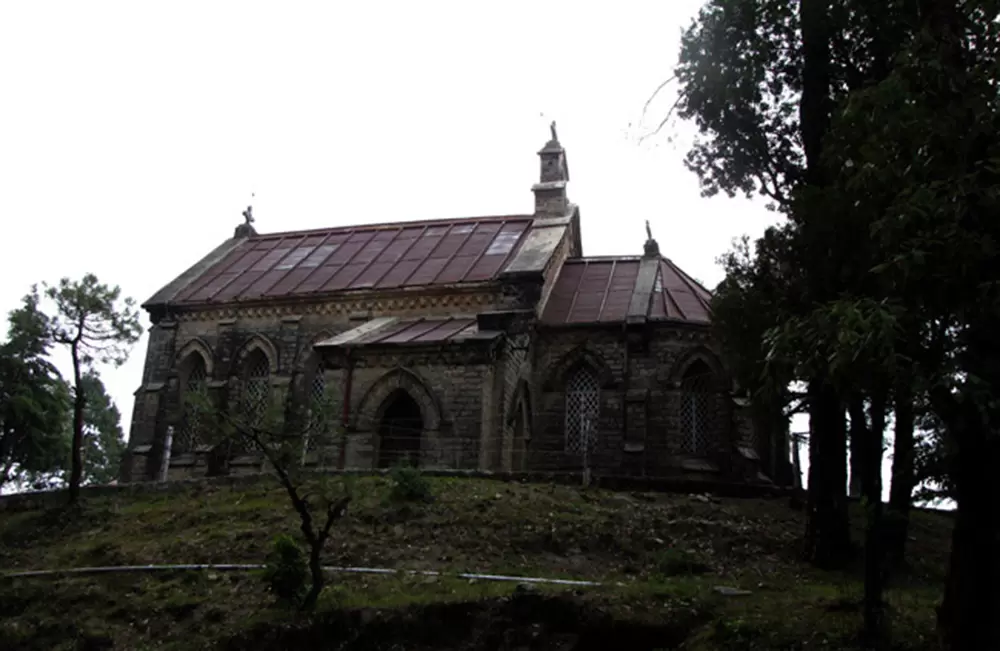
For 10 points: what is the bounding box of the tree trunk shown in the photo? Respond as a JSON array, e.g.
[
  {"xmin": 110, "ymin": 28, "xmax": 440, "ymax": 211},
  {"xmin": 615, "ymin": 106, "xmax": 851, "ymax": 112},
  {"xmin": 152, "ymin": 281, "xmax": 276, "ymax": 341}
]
[
  {"xmin": 803, "ymin": 379, "xmax": 851, "ymax": 568},
  {"xmin": 937, "ymin": 311, "xmax": 1000, "ymax": 649},
  {"xmin": 862, "ymin": 392, "xmax": 887, "ymax": 649},
  {"xmin": 937, "ymin": 415, "xmax": 1000, "ymax": 651},
  {"xmin": 849, "ymin": 397, "xmax": 867, "ymax": 498},
  {"xmin": 302, "ymin": 540, "xmax": 325, "ymax": 612},
  {"xmin": 886, "ymin": 383, "xmax": 915, "ymax": 566},
  {"xmin": 68, "ymin": 344, "xmax": 85, "ymax": 505}
]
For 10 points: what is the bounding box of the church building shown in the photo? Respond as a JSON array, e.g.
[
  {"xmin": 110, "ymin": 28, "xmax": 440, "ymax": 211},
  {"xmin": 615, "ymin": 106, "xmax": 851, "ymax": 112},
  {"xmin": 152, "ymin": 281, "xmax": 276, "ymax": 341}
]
[{"xmin": 121, "ymin": 128, "xmax": 784, "ymax": 485}]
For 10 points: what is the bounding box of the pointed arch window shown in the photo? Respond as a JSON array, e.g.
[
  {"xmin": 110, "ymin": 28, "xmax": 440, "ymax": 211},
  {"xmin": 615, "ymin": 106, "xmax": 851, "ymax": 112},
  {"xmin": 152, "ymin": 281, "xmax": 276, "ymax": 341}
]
[
  {"xmin": 565, "ymin": 366, "xmax": 599, "ymax": 453},
  {"xmin": 680, "ymin": 360, "xmax": 715, "ymax": 454},
  {"xmin": 243, "ymin": 350, "xmax": 271, "ymax": 429},
  {"xmin": 177, "ymin": 354, "xmax": 207, "ymax": 452},
  {"xmin": 304, "ymin": 356, "xmax": 328, "ymax": 452}
]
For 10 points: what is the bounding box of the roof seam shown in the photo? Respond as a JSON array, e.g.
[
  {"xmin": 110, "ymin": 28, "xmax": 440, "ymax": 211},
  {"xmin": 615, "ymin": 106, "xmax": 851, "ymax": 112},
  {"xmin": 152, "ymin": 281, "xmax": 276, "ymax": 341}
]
[
  {"xmin": 564, "ymin": 259, "xmax": 589, "ymax": 323},
  {"xmin": 373, "ymin": 225, "xmax": 428, "ymax": 289},
  {"xmin": 457, "ymin": 220, "xmax": 504, "ymax": 283},
  {"xmin": 596, "ymin": 260, "xmax": 616, "ymax": 322},
  {"xmin": 346, "ymin": 225, "xmax": 408, "ymax": 290},
  {"xmin": 255, "ymin": 233, "xmax": 307, "ymax": 298},
  {"xmin": 174, "ymin": 239, "xmax": 253, "ymax": 303},
  {"xmin": 429, "ymin": 221, "xmax": 480, "ymax": 285},
  {"xmin": 659, "ymin": 261, "xmax": 687, "ymax": 321},
  {"xmin": 278, "ymin": 228, "xmax": 341, "ymax": 296},
  {"xmin": 209, "ymin": 236, "xmax": 287, "ymax": 303},
  {"xmin": 314, "ymin": 228, "xmax": 376, "ymax": 294}
]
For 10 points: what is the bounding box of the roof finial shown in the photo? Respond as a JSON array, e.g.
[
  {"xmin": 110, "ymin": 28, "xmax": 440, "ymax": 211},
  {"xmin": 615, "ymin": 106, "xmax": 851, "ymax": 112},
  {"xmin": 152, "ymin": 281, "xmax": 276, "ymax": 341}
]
[
  {"xmin": 550, "ymin": 120, "xmax": 558, "ymax": 143},
  {"xmin": 234, "ymin": 192, "xmax": 258, "ymax": 238},
  {"xmin": 242, "ymin": 192, "xmax": 255, "ymax": 225},
  {"xmin": 643, "ymin": 219, "xmax": 660, "ymax": 258}
]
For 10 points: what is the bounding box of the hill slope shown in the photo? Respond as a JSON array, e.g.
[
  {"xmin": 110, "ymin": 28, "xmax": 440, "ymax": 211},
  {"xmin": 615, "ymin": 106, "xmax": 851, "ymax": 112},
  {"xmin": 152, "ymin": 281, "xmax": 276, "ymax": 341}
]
[{"xmin": 0, "ymin": 475, "xmax": 951, "ymax": 650}]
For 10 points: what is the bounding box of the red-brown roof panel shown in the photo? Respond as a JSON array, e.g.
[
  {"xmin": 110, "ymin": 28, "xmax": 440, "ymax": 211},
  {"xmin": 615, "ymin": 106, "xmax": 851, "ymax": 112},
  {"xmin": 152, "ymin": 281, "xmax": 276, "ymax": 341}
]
[
  {"xmin": 658, "ymin": 260, "xmax": 712, "ymax": 323},
  {"xmin": 165, "ymin": 215, "xmax": 534, "ymax": 305},
  {"xmin": 567, "ymin": 262, "xmax": 613, "ymax": 323},
  {"xmin": 541, "ymin": 256, "xmax": 712, "ymax": 326},
  {"xmin": 317, "ymin": 316, "xmax": 492, "ymax": 348},
  {"xmin": 411, "ymin": 317, "xmax": 471, "ymax": 342},
  {"xmin": 599, "ymin": 261, "xmax": 639, "ymax": 322},
  {"xmin": 378, "ymin": 318, "xmax": 444, "ymax": 344}
]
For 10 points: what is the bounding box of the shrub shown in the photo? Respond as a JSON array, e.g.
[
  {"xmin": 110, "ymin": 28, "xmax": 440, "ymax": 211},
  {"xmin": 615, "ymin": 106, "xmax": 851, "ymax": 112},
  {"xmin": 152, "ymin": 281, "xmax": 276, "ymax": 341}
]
[
  {"xmin": 388, "ymin": 464, "xmax": 433, "ymax": 503},
  {"xmin": 654, "ymin": 549, "xmax": 711, "ymax": 578},
  {"xmin": 262, "ymin": 534, "xmax": 308, "ymax": 607}
]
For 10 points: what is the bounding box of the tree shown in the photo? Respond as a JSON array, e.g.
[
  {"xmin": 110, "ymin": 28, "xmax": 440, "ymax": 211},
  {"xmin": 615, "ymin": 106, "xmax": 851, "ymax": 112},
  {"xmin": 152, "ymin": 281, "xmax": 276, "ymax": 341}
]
[
  {"xmin": 44, "ymin": 274, "xmax": 142, "ymax": 504},
  {"xmin": 0, "ymin": 289, "xmax": 70, "ymax": 491},
  {"xmin": 191, "ymin": 371, "xmax": 350, "ymax": 611},
  {"xmin": 675, "ymin": 0, "xmax": 895, "ymax": 570},
  {"xmin": 674, "ymin": 3, "xmax": 944, "ymax": 645},
  {"xmin": 713, "ymin": 231, "xmax": 798, "ymax": 484},
  {"xmin": 78, "ymin": 373, "xmax": 126, "ymax": 485},
  {"xmin": 815, "ymin": 1, "xmax": 1000, "ymax": 645}
]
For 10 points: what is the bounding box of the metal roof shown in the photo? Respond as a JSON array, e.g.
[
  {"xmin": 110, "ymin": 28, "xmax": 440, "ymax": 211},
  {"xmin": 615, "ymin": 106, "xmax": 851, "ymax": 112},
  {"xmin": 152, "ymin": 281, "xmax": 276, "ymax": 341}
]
[
  {"xmin": 169, "ymin": 215, "xmax": 533, "ymax": 305},
  {"xmin": 315, "ymin": 316, "xmax": 500, "ymax": 348},
  {"xmin": 541, "ymin": 257, "xmax": 712, "ymax": 326}
]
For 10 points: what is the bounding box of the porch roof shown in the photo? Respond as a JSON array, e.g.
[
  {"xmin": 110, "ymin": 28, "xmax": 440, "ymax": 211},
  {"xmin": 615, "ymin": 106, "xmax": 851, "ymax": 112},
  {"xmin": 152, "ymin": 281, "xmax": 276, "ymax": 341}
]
[{"xmin": 314, "ymin": 316, "xmax": 501, "ymax": 349}]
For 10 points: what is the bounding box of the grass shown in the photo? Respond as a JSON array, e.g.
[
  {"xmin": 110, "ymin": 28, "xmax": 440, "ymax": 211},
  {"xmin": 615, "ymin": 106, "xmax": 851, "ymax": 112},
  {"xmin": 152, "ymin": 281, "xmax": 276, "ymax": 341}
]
[{"xmin": 0, "ymin": 475, "xmax": 953, "ymax": 650}]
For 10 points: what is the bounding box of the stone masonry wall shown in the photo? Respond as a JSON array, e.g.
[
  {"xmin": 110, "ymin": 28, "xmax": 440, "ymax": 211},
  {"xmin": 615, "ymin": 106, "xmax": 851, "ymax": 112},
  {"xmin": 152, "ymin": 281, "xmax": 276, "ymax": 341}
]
[
  {"xmin": 125, "ymin": 288, "xmax": 509, "ymax": 481},
  {"xmin": 528, "ymin": 324, "xmax": 747, "ymax": 480}
]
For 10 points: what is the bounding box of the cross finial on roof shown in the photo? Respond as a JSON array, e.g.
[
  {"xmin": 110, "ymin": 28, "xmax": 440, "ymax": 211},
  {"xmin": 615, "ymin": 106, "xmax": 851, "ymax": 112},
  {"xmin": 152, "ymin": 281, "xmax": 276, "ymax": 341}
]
[
  {"xmin": 645, "ymin": 219, "xmax": 653, "ymax": 241},
  {"xmin": 550, "ymin": 120, "xmax": 559, "ymax": 143},
  {"xmin": 242, "ymin": 205, "xmax": 254, "ymax": 225}
]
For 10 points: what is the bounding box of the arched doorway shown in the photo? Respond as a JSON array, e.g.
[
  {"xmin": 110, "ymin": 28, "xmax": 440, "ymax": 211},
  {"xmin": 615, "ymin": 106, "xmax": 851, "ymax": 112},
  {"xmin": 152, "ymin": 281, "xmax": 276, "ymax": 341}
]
[{"xmin": 377, "ymin": 389, "xmax": 423, "ymax": 468}]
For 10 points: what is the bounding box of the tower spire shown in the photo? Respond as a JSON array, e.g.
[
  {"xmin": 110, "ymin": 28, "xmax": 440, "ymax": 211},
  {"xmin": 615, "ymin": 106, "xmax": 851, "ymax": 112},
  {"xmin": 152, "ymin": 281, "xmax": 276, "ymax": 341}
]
[{"xmin": 532, "ymin": 121, "xmax": 570, "ymax": 216}]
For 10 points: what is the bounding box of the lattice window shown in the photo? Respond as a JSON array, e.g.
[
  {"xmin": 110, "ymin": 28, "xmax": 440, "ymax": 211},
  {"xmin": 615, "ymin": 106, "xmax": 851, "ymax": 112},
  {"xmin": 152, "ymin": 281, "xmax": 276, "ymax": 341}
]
[
  {"xmin": 176, "ymin": 356, "xmax": 207, "ymax": 453},
  {"xmin": 680, "ymin": 362, "xmax": 715, "ymax": 454},
  {"xmin": 565, "ymin": 366, "xmax": 600, "ymax": 453},
  {"xmin": 305, "ymin": 369, "xmax": 327, "ymax": 451},
  {"xmin": 243, "ymin": 352, "xmax": 270, "ymax": 429}
]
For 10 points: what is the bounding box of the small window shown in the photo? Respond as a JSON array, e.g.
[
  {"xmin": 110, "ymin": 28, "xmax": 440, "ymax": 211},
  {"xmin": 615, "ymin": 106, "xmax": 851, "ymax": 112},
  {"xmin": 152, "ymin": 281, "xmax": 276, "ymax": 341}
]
[
  {"xmin": 177, "ymin": 355, "xmax": 207, "ymax": 452},
  {"xmin": 680, "ymin": 361, "xmax": 714, "ymax": 454},
  {"xmin": 565, "ymin": 366, "xmax": 600, "ymax": 453},
  {"xmin": 243, "ymin": 352, "xmax": 271, "ymax": 428}
]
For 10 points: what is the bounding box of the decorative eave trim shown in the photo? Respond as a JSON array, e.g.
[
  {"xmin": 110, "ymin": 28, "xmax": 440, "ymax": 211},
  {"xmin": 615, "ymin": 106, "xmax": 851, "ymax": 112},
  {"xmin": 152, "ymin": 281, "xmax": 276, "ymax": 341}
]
[{"xmin": 171, "ymin": 289, "xmax": 507, "ymax": 322}]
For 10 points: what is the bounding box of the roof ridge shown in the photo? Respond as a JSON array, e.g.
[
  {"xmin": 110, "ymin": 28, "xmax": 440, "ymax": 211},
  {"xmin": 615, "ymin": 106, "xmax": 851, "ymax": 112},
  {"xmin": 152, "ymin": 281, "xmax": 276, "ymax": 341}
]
[
  {"xmin": 248, "ymin": 214, "xmax": 534, "ymax": 240},
  {"xmin": 566, "ymin": 255, "xmax": 643, "ymax": 263}
]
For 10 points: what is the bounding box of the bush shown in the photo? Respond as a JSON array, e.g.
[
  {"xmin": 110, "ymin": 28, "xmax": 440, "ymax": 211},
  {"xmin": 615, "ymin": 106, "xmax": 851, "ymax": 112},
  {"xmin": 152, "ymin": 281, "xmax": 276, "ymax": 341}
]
[
  {"xmin": 262, "ymin": 534, "xmax": 308, "ymax": 607},
  {"xmin": 388, "ymin": 464, "xmax": 433, "ymax": 503},
  {"xmin": 654, "ymin": 549, "xmax": 711, "ymax": 578}
]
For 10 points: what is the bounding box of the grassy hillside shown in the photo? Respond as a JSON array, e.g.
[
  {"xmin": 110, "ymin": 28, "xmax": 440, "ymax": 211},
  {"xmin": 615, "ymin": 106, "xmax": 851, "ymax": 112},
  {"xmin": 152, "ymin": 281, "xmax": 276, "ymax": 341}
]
[{"xmin": 0, "ymin": 475, "xmax": 951, "ymax": 650}]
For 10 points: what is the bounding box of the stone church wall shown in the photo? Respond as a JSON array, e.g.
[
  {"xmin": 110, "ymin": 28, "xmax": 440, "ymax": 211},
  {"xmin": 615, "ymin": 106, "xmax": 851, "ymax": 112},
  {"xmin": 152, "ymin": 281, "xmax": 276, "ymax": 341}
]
[
  {"xmin": 122, "ymin": 289, "xmax": 509, "ymax": 481},
  {"xmin": 123, "ymin": 286, "xmax": 513, "ymax": 482},
  {"xmin": 528, "ymin": 324, "xmax": 741, "ymax": 479}
]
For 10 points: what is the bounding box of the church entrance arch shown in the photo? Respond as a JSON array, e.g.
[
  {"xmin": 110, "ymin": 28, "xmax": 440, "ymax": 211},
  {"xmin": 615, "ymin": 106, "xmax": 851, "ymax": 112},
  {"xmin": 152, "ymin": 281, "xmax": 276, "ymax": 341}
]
[{"xmin": 376, "ymin": 389, "xmax": 424, "ymax": 468}]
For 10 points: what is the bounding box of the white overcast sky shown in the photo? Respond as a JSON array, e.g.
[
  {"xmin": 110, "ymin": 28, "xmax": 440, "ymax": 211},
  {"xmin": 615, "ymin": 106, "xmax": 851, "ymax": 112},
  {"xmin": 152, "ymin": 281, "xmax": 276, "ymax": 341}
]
[{"xmin": 1, "ymin": 3, "xmax": 795, "ymax": 461}]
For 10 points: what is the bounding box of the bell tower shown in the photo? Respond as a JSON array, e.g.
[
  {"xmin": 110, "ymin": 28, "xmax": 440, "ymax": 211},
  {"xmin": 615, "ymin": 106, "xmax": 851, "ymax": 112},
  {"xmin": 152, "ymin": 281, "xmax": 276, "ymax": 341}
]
[{"xmin": 532, "ymin": 121, "xmax": 570, "ymax": 217}]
